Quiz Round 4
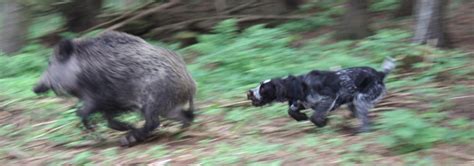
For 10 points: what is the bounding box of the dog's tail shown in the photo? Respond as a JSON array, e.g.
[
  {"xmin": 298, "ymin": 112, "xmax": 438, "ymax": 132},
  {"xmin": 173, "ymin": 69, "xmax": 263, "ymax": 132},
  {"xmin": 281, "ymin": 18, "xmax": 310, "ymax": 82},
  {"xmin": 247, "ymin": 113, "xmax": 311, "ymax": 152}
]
[{"xmin": 381, "ymin": 57, "xmax": 396, "ymax": 75}]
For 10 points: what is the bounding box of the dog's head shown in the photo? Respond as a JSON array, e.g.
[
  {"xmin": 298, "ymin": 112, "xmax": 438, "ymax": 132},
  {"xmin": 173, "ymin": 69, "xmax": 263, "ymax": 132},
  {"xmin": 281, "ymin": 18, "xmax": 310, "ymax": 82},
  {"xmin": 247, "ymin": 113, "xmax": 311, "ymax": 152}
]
[
  {"xmin": 247, "ymin": 79, "xmax": 277, "ymax": 106},
  {"xmin": 247, "ymin": 76, "xmax": 307, "ymax": 106}
]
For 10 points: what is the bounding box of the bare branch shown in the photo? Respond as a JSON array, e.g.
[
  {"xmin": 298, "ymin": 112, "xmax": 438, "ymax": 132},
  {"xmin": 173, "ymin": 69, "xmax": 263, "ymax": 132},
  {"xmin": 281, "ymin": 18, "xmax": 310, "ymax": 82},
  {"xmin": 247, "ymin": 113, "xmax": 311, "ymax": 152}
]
[
  {"xmin": 146, "ymin": 14, "xmax": 310, "ymax": 37},
  {"xmin": 81, "ymin": 1, "xmax": 155, "ymax": 35},
  {"xmin": 105, "ymin": 0, "xmax": 181, "ymax": 32}
]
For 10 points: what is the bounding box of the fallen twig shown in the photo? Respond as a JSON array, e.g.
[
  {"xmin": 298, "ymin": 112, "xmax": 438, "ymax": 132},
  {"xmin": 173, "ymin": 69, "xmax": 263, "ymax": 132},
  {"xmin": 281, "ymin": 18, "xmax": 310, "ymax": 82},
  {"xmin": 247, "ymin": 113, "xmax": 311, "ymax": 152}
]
[
  {"xmin": 429, "ymin": 148, "xmax": 474, "ymax": 161},
  {"xmin": 146, "ymin": 14, "xmax": 310, "ymax": 37},
  {"xmin": 147, "ymin": 159, "xmax": 172, "ymax": 166},
  {"xmin": 237, "ymin": 15, "xmax": 310, "ymax": 21},
  {"xmin": 371, "ymin": 107, "xmax": 400, "ymax": 112},
  {"xmin": 105, "ymin": 0, "xmax": 181, "ymax": 31},
  {"xmin": 81, "ymin": 1, "xmax": 155, "ymax": 34},
  {"xmin": 391, "ymin": 83, "xmax": 442, "ymax": 93},
  {"xmin": 197, "ymin": 95, "xmax": 416, "ymax": 111},
  {"xmin": 376, "ymin": 100, "xmax": 419, "ymax": 107},
  {"xmin": 223, "ymin": 0, "xmax": 258, "ymax": 14},
  {"xmin": 196, "ymin": 100, "xmax": 250, "ymax": 110},
  {"xmin": 32, "ymin": 120, "xmax": 58, "ymax": 128},
  {"xmin": 449, "ymin": 95, "xmax": 474, "ymax": 100},
  {"xmin": 218, "ymin": 100, "xmax": 251, "ymax": 108},
  {"xmin": 390, "ymin": 72, "xmax": 418, "ymax": 79},
  {"xmin": 31, "ymin": 125, "xmax": 66, "ymax": 140}
]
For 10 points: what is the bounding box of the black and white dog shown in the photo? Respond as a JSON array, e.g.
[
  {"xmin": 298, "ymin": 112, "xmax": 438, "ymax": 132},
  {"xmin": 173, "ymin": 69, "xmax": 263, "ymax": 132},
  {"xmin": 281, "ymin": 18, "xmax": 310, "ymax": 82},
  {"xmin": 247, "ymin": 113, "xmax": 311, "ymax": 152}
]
[{"xmin": 247, "ymin": 58, "xmax": 395, "ymax": 133}]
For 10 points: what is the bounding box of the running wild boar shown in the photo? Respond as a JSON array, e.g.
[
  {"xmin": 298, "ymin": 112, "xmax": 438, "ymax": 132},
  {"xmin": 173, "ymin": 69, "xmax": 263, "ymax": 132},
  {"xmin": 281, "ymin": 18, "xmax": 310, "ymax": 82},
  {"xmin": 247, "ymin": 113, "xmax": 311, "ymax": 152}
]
[{"xmin": 33, "ymin": 31, "xmax": 196, "ymax": 146}]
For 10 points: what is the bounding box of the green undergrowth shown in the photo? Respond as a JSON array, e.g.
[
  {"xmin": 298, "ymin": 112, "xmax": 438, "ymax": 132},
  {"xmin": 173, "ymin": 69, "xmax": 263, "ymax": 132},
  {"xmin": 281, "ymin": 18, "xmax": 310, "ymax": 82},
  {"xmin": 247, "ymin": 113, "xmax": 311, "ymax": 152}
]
[{"xmin": 377, "ymin": 109, "xmax": 474, "ymax": 154}]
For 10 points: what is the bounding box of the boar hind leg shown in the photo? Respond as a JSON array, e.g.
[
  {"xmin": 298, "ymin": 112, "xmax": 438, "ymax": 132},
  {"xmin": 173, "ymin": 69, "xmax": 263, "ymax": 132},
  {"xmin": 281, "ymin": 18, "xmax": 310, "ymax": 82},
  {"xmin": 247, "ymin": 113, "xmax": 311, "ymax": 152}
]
[
  {"xmin": 181, "ymin": 97, "xmax": 195, "ymax": 128},
  {"xmin": 120, "ymin": 106, "xmax": 160, "ymax": 147},
  {"xmin": 104, "ymin": 112, "xmax": 135, "ymax": 131},
  {"xmin": 180, "ymin": 109, "xmax": 194, "ymax": 128}
]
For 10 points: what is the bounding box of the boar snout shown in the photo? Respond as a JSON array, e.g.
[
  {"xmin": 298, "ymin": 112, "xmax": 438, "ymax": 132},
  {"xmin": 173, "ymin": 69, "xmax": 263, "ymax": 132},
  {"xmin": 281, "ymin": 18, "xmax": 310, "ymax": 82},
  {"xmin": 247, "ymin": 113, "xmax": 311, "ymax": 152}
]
[{"xmin": 33, "ymin": 83, "xmax": 50, "ymax": 94}]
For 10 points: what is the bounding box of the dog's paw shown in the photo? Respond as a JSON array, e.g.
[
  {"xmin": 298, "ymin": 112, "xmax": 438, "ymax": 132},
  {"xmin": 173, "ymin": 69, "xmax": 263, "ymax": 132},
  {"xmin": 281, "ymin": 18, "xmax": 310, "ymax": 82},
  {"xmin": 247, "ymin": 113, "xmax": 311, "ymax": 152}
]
[
  {"xmin": 310, "ymin": 117, "xmax": 329, "ymax": 128},
  {"xmin": 354, "ymin": 127, "xmax": 371, "ymax": 134},
  {"xmin": 288, "ymin": 110, "xmax": 308, "ymax": 121}
]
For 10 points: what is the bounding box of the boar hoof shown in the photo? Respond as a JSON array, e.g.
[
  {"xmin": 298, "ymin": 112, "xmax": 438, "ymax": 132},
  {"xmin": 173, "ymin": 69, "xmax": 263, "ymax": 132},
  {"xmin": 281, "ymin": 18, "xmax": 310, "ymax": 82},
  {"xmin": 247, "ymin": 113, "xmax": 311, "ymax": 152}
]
[{"xmin": 120, "ymin": 134, "xmax": 138, "ymax": 147}]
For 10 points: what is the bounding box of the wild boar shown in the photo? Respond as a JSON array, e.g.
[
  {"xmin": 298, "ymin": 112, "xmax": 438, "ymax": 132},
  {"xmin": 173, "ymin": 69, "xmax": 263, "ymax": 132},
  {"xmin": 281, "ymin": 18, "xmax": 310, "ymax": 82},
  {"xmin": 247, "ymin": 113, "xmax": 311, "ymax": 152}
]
[{"xmin": 33, "ymin": 31, "xmax": 196, "ymax": 146}]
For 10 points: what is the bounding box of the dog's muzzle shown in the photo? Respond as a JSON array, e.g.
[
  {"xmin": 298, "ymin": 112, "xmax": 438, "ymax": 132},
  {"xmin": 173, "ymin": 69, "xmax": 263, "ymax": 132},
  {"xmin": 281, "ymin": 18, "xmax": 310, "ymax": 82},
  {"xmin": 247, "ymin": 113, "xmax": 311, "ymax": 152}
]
[{"xmin": 247, "ymin": 88, "xmax": 264, "ymax": 106}]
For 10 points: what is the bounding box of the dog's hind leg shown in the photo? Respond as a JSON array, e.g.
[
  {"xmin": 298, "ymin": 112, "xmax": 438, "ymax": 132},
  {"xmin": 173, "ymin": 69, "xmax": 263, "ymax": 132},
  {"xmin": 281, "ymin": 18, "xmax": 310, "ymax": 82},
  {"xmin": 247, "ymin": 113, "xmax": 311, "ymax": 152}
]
[
  {"xmin": 353, "ymin": 97, "xmax": 372, "ymax": 133},
  {"xmin": 353, "ymin": 84, "xmax": 386, "ymax": 133}
]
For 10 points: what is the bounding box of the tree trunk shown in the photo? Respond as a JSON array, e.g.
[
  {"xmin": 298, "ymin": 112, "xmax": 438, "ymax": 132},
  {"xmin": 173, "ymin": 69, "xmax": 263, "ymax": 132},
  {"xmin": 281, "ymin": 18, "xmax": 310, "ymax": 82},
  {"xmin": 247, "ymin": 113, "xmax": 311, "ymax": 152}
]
[
  {"xmin": 58, "ymin": 0, "xmax": 103, "ymax": 32},
  {"xmin": 0, "ymin": 0, "xmax": 30, "ymax": 54},
  {"xmin": 336, "ymin": 0, "xmax": 372, "ymax": 40},
  {"xmin": 393, "ymin": 0, "xmax": 415, "ymax": 18},
  {"xmin": 413, "ymin": 0, "xmax": 450, "ymax": 48}
]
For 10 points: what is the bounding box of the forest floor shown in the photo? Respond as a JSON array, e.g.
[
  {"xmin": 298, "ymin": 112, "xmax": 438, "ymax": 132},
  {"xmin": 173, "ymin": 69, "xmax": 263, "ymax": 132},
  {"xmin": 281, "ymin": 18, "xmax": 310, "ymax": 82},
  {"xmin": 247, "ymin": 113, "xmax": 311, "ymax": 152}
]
[{"xmin": 1, "ymin": 90, "xmax": 473, "ymax": 165}]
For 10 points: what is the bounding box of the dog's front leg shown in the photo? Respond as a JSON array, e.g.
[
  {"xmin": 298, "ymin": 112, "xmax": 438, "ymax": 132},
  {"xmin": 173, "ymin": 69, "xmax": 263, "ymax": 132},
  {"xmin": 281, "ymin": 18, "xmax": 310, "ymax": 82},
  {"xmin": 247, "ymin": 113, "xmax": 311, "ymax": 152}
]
[
  {"xmin": 287, "ymin": 101, "xmax": 308, "ymax": 121},
  {"xmin": 309, "ymin": 98, "xmax": 336, "ymax": 128}
]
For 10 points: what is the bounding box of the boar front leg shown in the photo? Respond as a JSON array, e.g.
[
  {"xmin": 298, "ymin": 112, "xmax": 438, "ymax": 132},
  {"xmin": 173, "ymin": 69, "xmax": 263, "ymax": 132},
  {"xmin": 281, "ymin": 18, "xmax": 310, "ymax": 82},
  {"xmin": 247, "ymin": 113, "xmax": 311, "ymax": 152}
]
[{"xmin": 76, "ymin": 100, "xmax": 97, "ymax": 131}]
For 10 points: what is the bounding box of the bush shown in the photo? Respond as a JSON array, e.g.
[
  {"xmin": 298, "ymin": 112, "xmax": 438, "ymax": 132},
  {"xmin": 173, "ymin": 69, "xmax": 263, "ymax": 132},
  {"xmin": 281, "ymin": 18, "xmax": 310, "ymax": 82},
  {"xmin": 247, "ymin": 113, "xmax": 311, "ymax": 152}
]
[
  {"xmin": 377, "ymin": 109, "xmax": 450, "ymax": 153},
  {"xmin": 0, "ymin": 47, "xmax": 48, "ymax": 79}
]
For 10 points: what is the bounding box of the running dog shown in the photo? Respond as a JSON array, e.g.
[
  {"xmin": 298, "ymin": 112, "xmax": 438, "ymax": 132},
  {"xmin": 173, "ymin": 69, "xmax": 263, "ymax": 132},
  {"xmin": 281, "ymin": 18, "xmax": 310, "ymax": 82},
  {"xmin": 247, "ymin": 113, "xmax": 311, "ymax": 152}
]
[{"xmin": 247, "ymin": 58, "xmax": 395, "ymax": 133}]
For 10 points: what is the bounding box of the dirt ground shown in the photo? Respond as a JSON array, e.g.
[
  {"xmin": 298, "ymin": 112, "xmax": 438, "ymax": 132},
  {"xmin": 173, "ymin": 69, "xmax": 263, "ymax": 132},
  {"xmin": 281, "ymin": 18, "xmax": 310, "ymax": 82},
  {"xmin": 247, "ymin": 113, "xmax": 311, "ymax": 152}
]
[{"xmin": 1, "ymin": 90, "xmax": 473, "ymax": 165}]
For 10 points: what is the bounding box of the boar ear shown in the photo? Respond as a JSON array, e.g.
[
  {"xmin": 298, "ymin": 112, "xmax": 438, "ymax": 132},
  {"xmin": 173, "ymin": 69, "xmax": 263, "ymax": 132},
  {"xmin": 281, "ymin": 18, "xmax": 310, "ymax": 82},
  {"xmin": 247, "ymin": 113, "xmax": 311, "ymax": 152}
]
[{"xmin": 57, "ymin": 39, "xmax": 75, "ymax": 59}]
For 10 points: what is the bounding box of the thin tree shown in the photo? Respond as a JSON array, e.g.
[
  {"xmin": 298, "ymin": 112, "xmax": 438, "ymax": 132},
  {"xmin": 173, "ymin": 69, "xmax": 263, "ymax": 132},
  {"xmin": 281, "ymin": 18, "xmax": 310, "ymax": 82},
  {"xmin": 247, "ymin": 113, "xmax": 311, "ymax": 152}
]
[
  {"xmin": 336, "ymin": 0, "xmax": 373, "ymax": 40},
  {"xmin": 0, "ymin": 0, "xmax": 30, "ymax": 54},
  {"xmin": 413, "ymin": 0, "xmax": 450, "ymax": 47},
  {"xmin": 57, "ymin": 0, "xmax": 103, "ymax": 32},
  {"xmin": 394, "ymin": 0, "xmax": 415, "ymax": 18}
]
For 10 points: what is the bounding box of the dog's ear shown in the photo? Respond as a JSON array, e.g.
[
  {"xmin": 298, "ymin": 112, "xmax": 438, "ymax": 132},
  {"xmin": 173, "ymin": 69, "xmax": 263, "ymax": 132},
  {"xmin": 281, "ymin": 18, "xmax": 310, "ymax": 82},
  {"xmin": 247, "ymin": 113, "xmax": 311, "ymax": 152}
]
[
  {"xmin": 272, "ymin": 79, "xmax": 287, "ymax": 102},
  {"xmin": 285, "ymin": 75, "xmax": 306, "ymax": 100}
]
